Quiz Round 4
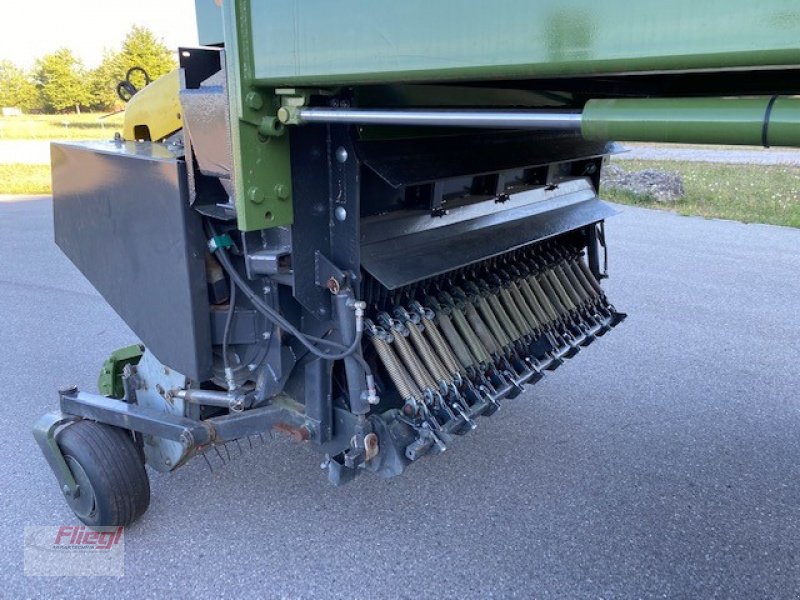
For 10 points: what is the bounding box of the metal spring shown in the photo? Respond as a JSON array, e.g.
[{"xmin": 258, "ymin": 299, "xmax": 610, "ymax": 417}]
[
  {"xmin": 576, "ymin": 258, "xmax": 605, "ymax": 297},
  {"xmin": 476, "ymin": 296, "xmax": 511, "ymax": 349},
  {"xmin": 561, "ymin": 263, "xmax": 590, "ymax": 305},
  {"xmin": 499, "ymin": 286, "xmax": 532, "ymax": 337},
  {"xmin": 527, "ymin": 276, "xmax": 560, "ymax": 322},
  {"xmin": 518, "ymin": 278, "xmax": 551, "ymax": 326},
  {"xmin": 371, "ymin": 335, "xmax": 422, "ymax": 402},
  {"xmin": 508, "ymin": 281, "xmax": 541, "ymax": 332},
  {"xmin": 406, "ymin": 323, "xmax": 451, "ymax": 385},
  {"xmin": 487, "ymin": 294, "xmax": 520, "ymax": 341},
  {"xmin": 555, "ymin": 265, "xmax": 583, "ymax": 306},
  {"xmin": 391, "ymin": 328, "xmax": 438, "ymax": 391},
  {"xmin": 435, "ymin": 311, "xmax": 477, "ymax": 369},
  {"xmin": 546, "ymin": 270, "xmax": 576, "ymax": 312},
  {"xmin": 451, "ymin": 308, "xmax": 492, "ymax": 364},
  {"xmin": 422, "ymin": 317, "xmax": 464, "ymax": 378},
  {"xmin": 464, "ymin": 302, "xmax": 501, "ymax": 355}
]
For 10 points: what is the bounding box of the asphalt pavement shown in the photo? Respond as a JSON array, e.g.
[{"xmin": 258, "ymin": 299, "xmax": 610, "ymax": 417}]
[{"xmin": 1, "ymin": 197, "xmax": 799, "ymax": 598}]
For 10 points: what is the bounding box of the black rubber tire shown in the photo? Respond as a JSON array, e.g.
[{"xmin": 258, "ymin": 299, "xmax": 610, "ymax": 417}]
[{"xmin": 57, "ymin": 420, "xmax": 150, "ymax": 528}]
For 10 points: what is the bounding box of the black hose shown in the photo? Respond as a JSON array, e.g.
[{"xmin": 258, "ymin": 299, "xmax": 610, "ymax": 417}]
[{"xmin": 208, "ymin": 223, "xmax": 370, "ymax": 372}]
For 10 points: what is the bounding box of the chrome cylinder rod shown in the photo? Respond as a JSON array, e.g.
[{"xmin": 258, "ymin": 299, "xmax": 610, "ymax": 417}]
[
  {"xmin": 283, "ymin": 96, "xmax": 800, "ymax": 147},
  {"xmin": 291, "ymin": 108, "xmax": 583, "ymax": 130}
]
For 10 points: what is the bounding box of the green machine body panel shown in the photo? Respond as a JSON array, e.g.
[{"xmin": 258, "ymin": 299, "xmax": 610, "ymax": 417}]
[
  {"xmin": 239, "ymin": 0, "xmax": 800, "ymax": 86},
  {"xmin": 222, "ymin": 0, "xmax": 293, "ymax": 231},
  {"xmin": 194, "ymin": 0, "xmax": 224, "ymax": 46},
  {"xmin": 210, "ymin": 0, "xmax": 800, "ymax": 230}
]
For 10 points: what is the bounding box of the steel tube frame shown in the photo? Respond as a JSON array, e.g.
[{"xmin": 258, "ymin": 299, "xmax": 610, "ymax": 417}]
[{"xmin": 57, "ymin": 389, "xmax": 314, "ymax": 446}]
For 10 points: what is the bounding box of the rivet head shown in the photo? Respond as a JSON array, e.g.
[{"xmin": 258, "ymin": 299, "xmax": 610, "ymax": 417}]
[
  {"xmin": 334, "ymin": 206, "xmax": 347, "ymax": 221},
  {"xmin": 247, "ymin": 186, "xmax": 265, "ymax": 205},
  {"xmin": 335, "ymin": 146, "xmax": 348, "ymax": 163}
]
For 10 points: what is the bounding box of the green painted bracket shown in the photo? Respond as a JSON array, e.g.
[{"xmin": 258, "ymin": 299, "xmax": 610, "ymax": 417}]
[
  {"xmin": 98, "ymin": 344, "xmax": 144, "ymax": 399},
  {"xmin": 32, "ymin": 411, "xmax": 81, "ymax": 498},
  {"xmin": 223, "ymin": 0, "xmax": 294, "ymax": 232}
]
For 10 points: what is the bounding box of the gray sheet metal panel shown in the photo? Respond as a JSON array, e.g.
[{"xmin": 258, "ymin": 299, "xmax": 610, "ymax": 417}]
[
  {"xmin": 360, "ymin": 182, "xmax": 616, "ymax": 289},
  {"xmin": 51, "ymin": 141, "xmax": 212, "ymax": 381},
  {"xmin": 180, "ymin": 70, "xmax": 233, "ymax": 182}
]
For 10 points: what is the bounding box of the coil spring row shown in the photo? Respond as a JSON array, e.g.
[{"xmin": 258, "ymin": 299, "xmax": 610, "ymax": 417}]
[{"xmin": 364, "ymin": 243, "xmax": 626, "ymax": 455}]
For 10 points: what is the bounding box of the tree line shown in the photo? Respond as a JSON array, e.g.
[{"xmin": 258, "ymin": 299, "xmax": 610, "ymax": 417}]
[{"xmin": 0, "ymin": 26, "xmax": 176, "ymax": 114}]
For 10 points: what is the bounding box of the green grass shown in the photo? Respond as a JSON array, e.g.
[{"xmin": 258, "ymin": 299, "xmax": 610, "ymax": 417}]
[
  {"xmin": 0, "ymin": 113, "xmax": 123, "ymax": 140},
  {"xmin": 604, "ymin": 159, "xmax": 800, "ymax": 229},
  {"xmin": 622, "ymin": 141, "xmax": 800, "ymax": 153},
  {"xmin": 0, "ymin": 164, "xmax": 51, "ymax": 195}
]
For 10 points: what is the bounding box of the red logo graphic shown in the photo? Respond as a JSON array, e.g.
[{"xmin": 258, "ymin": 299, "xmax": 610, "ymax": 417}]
[{"xmin": 53, "ymin": 526, "xmax": 124, "ymax": 551}]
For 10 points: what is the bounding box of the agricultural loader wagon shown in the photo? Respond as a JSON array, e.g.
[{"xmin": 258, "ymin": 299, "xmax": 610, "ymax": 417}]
[{"xmin": 35, "ymin": 0, "xmax": 800, "ymax": 527}]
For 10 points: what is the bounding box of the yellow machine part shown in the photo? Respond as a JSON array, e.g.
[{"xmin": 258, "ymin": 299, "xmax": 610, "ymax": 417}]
[{"xmin": 122, "ymin": 69, "xmax": 182, "ymax": 142}]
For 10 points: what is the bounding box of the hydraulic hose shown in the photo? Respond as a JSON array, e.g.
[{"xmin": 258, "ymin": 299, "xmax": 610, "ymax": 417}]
[
  {"xmin": 222, "ymin": 280, "xmax": 237, "ymax": 390},
  {"xmin": 209, "ymin": 223, "xmax": 370, "ymax": 372}
]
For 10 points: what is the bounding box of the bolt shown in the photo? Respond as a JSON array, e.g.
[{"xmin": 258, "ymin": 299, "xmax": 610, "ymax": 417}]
[
  {"xmin": 180, "ymin": 431, "xmax": 193, "ymax": 447},
  {"xmin": 326, "ymin": 277, "xmax": 341, "ymax": 294},
  {"xmin": 248, "ymin": 186, "xmax": 265, "ymax": 205},
  {"xmin": 165, "ymin": 458, "xmax": 172, "ymax": 467},
  {"xmin": 258, "ymin": 116, "xmax": 285, "ymax": 137},
  {"xmin": 335, "ymin": 146, "xmax": 348, "ymax": 163},
  {"xmin": 274, "ymin": 183, "xmax": 289, "ymax": 200},
  {"xmin": 245, "ymin": 91, "xmax": 264, "ymax": 110},
  {"xmin": 262, "ymin": 331, "xmax": 271, "ymax": 340},
  {"xmin": 263, "ymin": 284, "xmax": 272, "ymax": 295},
  {"xmin": 62, "ymin": 484, "xmax": 71, "ymax": 497},
  {"xmin": 58, "ymin": 385, "xmax": 78, "ymax": 396},
  {"xmin": 334, "ymin": 206, "xmax": 347, "ymax": 221}
]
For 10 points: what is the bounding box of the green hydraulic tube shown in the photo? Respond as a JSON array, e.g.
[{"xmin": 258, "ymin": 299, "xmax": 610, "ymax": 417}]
[{"xmin": 581, "ymin": 96, "xmax": 800, "ymax": 148}]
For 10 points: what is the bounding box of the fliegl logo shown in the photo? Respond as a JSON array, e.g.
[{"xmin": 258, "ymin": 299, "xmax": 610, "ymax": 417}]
[
  {"xmin": 54, "ymin": 525, "xmax": 123, "ymax": 550},
  {"xmin": 24, "ymin": 525, "xmax": 125, "ymax": 577}
]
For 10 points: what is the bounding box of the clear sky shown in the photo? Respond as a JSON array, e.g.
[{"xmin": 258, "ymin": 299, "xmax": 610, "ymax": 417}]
[{"xmin": 0, "ymin": 0, "xmax": 200, "ymax": 69}]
